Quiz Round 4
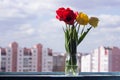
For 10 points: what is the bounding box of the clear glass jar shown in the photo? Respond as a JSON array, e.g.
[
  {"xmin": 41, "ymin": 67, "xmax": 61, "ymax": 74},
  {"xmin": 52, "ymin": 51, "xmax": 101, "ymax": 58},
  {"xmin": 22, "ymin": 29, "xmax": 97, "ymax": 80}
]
[{"xmin": 65, "ymin": 53, "xmax": 80, "ymax": 76}]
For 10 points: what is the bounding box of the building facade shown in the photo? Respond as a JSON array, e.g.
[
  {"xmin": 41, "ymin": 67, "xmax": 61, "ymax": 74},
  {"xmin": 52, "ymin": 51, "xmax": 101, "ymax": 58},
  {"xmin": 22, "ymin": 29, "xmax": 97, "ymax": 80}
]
[
  {"xmin": 82, "ymin": 46, "xmax": 120, "ymax": 72},
  {"xmin": 91, "ymin": 46, "xmax": 112, "ymax": 72},
  {"xmin": 52, "ymin": 53, "xmax": 65, "ymax": 72},
  {"xmin": 81, "ymin": 53, "xmax": 91, "ymax": 72},
  {"xmin": 0, "ymin": 42, "xmax": 53, "ymax": 72},
  {"xmin": 42, "ymin": 48, "xmax": 53, "ymax": 72}
]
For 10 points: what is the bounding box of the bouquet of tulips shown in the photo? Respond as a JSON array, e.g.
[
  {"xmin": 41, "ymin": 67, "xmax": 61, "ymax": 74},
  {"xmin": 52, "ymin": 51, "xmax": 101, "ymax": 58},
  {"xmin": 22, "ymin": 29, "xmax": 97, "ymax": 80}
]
[{"xmin": 56, "ymin": 7, "xmax": 99, "ymax": 75}]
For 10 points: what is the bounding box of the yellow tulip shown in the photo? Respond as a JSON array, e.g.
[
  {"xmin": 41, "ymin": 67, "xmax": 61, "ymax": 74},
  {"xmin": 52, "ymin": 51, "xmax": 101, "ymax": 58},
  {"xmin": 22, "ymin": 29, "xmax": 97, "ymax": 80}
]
[
  {"xmin": 89, "ymin": 17, "xmax": 99, "ymax": 28},
  {"xmin": 76, "ymin": 12, "xmax": 89, "ymax": 25}
]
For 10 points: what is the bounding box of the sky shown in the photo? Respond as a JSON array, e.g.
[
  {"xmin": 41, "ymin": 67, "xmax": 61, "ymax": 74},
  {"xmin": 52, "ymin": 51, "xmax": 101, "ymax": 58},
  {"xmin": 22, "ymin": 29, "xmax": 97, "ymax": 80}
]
[{"xmin": 0, "ymin": 0, "xmax": 120, "ymax": 53}]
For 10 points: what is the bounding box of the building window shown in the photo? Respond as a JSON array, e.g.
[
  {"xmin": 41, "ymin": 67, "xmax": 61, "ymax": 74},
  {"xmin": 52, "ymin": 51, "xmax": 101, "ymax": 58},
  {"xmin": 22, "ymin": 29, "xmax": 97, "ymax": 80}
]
[
  {"xmin": 8, "ymin": 58, "xmax": 10, "ymax": 60},
  {"xmin": 33, "ymin": 65, "xmax": 36, "ymax": 68},
  {"xmin": 29, "ymin": 57, "xmax": 32, "ymax": 60},
  {"xmin": 29, "ymin": 69, "xmax": 32, "ymax": 71},
  {"xmin": 8, "ymin": 50, "xmax": 11, "ymax": 52},
  {"xmin": 34, "ymin": 50, "xmax": 36, "ymax": 53},
  {"xmin": 33, "ymin": 53, "xmax": 36, "ymax": 56},
  {"xmin": 19, "ymin": 58, "xmax": 21, "ymax": 60},
  {"xmin": 33, "ymin": 69, "xmax": 36, "ymax": 71},
  {"xmin": 8, "ymin": 62, "xmax": 10, "ymax": 64},
  {"xmin": 23, "ymin": 69, "xmax": 29, "ymax": 72},
  {"xmin": 8, "ymin": 66, "xmax": 10, "ymax": 68},
  {"xmin": 8, "ymin": 54, "xmax": 11, "ymax": 56},
  {"xmin": 19, "ymin": 54, "xmax": 22, "ymax": 56},
  {"xmin": 44, "ymin": 51, "xmax": 46, "ymax": 53},
  {"xmin": 19, "ymin": 50, "xmax": 22, "ymax": 53},
  {"xmin": 2, "ymin": 58, "xmax": 6, "ymax": 60},
  {"xmin": 29, "ymin": 62, "xmax": 32, "ymax": 64},
  {"xmin": 23, "ymin": 58, "xmax": 29, "ymax": 67},
  {"xmin": 8, "ymin": 69, "xmax": 10, "ymax": 72}
]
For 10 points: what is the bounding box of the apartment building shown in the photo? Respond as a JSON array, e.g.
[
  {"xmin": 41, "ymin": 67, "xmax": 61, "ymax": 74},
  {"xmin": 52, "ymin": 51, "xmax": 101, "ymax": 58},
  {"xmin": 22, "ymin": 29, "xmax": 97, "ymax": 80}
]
[
  {"xmin": 52, "ymin": 52, "xmax": 65, "ymax": 72},
  {"xmin": 81, "ymin": 53, "xmax": 91, "ymax": 72},
  {"xmin": 42, "ymin": 48, "xmax": 53, "ymax": 72},
  {"xmin": 0, "ymin": 47, "xmax": 13, "ymax": 72},
  {"xmin": 0, "ymin": 42, "xmax": 53, "ymax": 72},
  {"xmin": 82, "ymin": 46, "xmax": 120, "ymax": 72}
]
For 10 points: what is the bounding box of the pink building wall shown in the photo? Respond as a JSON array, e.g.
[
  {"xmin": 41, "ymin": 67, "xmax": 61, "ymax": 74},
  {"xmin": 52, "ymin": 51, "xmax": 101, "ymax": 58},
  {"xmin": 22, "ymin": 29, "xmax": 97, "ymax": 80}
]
[
  {"xmin": 110, "ymin": 47, "xmax": 120, "ymax": 71},
  {"xmin": 11, "ymin": 42, "xmax": 18, "ymax": 72},
  {"xmin": 35, "ymin": 44, "xmax": 43, "ymax": 72}
]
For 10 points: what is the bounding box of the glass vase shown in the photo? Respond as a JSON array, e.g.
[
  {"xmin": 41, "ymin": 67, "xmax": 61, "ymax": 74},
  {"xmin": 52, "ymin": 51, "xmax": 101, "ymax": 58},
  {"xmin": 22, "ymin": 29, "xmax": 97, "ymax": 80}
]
[{"xmin": 65, "ymin": 53, "xmax": 80, "ymax": 76}]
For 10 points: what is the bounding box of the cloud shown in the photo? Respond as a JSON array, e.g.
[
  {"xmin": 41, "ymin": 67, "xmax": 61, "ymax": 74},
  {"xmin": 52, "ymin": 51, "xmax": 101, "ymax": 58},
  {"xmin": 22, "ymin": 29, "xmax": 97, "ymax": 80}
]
[
  {"xmin": 19, "ymin": 24, "xmax": 35, "ymax": 35},
  {"xmin": 99, "ymin": 14, "xmax": 120, "ymax": 27},
  {"xmin": 53, "ymin": 0, "xmax": 120, "ymax": 10},
  {"xmin": 36, "ymin": 18, "xmax": 65, "ymax": 51},
  {"xmin": 0, "ymin": 0, "xmax": 56, "ymax": 20},
  {"xmin": 90, "ymin": 14, "xmax": 120, "ymax": 35},
  {"xmin": 0, "ymin": 0, "xmax": 120, "ymax": 53}
]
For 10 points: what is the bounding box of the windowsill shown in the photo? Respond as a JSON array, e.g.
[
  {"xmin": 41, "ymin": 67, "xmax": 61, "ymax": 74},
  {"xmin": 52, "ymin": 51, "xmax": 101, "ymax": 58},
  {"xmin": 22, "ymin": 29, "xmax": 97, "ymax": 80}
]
[
  {"xmin": 0, "ymin": 72, "xmax": 120, "ymax": 80},
  {"xmin": 0, "ymin": 72, "xmax": 120, "ymax": 76}
]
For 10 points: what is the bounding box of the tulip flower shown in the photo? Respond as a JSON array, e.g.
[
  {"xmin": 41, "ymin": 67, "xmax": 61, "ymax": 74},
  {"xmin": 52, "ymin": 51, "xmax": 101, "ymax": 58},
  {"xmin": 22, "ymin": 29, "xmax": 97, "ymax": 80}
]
[
  {"xmin": 89, "ymin": 17, "xmax": 99, "ymax": 28},
  {"xmin": 76, "ymin": 12, "xmax": 89, "ymax": 25}
]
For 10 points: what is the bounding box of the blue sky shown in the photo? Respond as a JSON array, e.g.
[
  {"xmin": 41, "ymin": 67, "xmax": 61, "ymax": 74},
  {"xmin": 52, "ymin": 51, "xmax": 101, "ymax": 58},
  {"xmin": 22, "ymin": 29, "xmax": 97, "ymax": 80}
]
[{"xmin": 0, "ymin": 0, "xmax": 120, "ymax": 53}]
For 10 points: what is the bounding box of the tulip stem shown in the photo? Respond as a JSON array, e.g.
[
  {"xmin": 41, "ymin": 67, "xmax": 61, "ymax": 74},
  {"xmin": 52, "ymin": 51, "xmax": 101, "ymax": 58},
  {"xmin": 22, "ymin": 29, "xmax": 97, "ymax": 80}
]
[
  {"xmin": 75, "ymin": 21, "xmax": 78, "ymax": 27},
  {"xmin": 77, "ymin": 24, "xmax": 80, "ymax": 33},
  {"xmin": 81, "ymin": 25, "xmax": 85, "ymax": 35}
]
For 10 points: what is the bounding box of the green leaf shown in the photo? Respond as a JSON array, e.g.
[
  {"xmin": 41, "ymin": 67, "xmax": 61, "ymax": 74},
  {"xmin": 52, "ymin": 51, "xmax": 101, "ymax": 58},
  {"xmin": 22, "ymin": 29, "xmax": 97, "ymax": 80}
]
[
  {"xmin": 65, "ymin": 29, "xmax": 71, "ymax": 53},
  {"xmin": 65, "ymin": 30, "xmax": 68, "ymax": 52},
  {"xmin": 62, "ymin": 27, "xmax": 65, "ymax": 33},
  {"xmin": 78, "ymin": 27, "xmax": 92, "ymax": 45},
  {"xmin": 73, "ymin": 27, "xmax": 78, "ymax": 45}
]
